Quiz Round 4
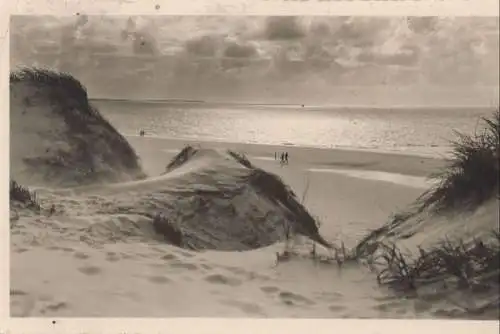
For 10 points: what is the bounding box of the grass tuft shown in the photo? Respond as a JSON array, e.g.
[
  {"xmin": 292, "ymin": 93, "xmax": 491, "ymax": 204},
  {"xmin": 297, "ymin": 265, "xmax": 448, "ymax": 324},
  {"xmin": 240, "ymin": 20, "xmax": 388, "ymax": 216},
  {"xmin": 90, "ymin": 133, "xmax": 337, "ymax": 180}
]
[
  {"xmin": 369, "ymin": 232, "xmax": 500, "ymax": 294},
  {"xmin": 227, "ymin": 150, "xmax": 254, "ymax": 169},
  {"xmin": 165, "ymin": 145, "xmax": 198, "ymax": 172},
  {"xmin": 151, "ymin": 213, "xmax": 184, "ymax": 247},
  {"xmin": 417, "ymin": 110, "xmax": 499, "ymax": 213},
  {"xmin": 9, "ymin": 179, "xmax": 41, "ymax": 212}
]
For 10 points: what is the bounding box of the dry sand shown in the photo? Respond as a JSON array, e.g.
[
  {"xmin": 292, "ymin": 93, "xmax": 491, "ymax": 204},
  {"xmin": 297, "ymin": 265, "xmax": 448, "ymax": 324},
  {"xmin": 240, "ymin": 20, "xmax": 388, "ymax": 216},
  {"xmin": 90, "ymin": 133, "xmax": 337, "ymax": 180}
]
[{"xmin": 11, "ymin": 134, "xmax": 469, "ymax": 319}]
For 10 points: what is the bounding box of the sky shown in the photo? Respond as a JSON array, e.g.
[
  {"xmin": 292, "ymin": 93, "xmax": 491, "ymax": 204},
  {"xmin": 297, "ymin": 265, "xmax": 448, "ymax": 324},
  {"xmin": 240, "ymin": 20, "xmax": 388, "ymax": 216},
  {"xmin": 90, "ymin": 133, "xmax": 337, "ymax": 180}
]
[{"xmin": 9, "ymin": 15, "xmax": 500, "ymax": 106}]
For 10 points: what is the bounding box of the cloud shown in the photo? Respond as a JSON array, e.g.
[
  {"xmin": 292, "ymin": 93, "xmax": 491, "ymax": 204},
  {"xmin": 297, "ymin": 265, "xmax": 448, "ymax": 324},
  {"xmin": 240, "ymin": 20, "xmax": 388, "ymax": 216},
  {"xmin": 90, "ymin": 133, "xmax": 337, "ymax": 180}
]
[
  {"xmin": 9, "ymin": 16, "xmax": 499, "ymax": 103},
  {"xmin": 130, "ymin": 31, "xmax": 160, "ymax": 56},
  {"xmin": 184, "ymin": 35, "xmax": 219, "ymax": 57},
  {"xmin": 263, "ymin": 17, "xmax": 305, "ymax": 41},
  {"xmin": 223, "ymin": 41, "xmax": 258, "ymax": 58}
]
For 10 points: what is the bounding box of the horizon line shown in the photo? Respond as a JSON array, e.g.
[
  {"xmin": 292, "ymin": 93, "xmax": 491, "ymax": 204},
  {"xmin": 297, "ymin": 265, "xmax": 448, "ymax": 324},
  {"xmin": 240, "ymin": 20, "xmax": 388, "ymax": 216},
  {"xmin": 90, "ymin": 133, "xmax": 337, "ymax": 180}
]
[{"xmin": 88, "ymin": 97, "xmax": 499, "ymax": 109}]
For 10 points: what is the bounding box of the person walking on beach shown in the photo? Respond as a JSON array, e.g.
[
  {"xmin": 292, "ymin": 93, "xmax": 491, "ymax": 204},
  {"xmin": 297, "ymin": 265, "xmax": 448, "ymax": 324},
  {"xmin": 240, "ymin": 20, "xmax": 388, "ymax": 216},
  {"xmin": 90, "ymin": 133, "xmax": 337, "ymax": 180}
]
[
  {"xmin": 284, "ymin": 152, "xmax": 289, "ymax": 164},
  {"xmin": 280, "ymin": 152, "xmax": 285, "ymax": 166}
]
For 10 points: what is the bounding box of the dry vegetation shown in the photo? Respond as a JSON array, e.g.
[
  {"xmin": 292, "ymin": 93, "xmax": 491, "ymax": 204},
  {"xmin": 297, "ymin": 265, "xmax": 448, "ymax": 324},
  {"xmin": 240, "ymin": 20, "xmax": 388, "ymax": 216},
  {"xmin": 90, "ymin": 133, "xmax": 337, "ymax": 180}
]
[
  {"xmin": 151, "ymin": 213, "xmax": 184, "ymax": 248},
  {"xmin": 417, "ymin": 110, "xmax": 499, "ymax": 213},
  {"xmin": 10, "ymin": 180, "xmax": 41, "ymax": 212}
]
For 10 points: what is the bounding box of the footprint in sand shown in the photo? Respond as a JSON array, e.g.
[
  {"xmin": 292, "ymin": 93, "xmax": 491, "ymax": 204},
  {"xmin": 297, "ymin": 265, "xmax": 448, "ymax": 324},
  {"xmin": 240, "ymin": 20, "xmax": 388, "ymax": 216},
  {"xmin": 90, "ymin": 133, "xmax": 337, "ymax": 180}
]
[
  {"xmin": 315, "ymin": 291, "xmax": 344, "ymax": 302},
  {"xmin": 279, "ymin": 291, "xmax": 315, "ymax": 306},
  {"xmin": 260, "ymin": 286, "xmax": 280, "ymax": 294},
  {"xmin": 220, "ymin": 299, "xmax": 265, "ymax": 316},
  {"xmin": 222, "ymin": 266, "xmax": 270, "ymax": 281},
  {"xmin": 105, "ymin": 252, "xmax": 121, "ymax": 262},
  {"xmin": 45, "ymin": 301, "xmax": 69, "ymax": 312},
  {"xmin": 204, "ymin": 274, "xmax": 242, "ymax": 287},
  {"xmin": 169, "ymin": 262, "xmax": 198, "ymax": 271},
  {"xmin": 73, "ymin": 252, "xmax": 90, "ymax": 260},
  {"xmin": 160, "ymin": 253, "xmax": 177, "ymax": 261},
  {"xmin": 77, "ymin": 265, "xmax": 102, "ymax": 276},
  {"xmin": 147, "ymin": 275, "xmax": 172, "ymax": 285}
]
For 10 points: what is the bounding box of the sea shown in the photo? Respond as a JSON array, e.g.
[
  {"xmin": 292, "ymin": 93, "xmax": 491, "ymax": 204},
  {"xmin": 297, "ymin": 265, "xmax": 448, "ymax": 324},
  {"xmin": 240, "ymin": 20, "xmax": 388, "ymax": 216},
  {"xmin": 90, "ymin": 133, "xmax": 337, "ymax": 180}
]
[{"xmin": 92, "ymin": 99, "xmax": 496, "ymax": 159}]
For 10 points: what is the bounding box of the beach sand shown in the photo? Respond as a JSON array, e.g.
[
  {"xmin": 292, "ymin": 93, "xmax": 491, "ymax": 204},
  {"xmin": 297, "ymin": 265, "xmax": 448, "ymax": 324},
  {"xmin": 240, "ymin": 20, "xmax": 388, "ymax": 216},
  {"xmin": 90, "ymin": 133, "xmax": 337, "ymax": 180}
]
[{"xmin": 11, "ymin": 134, "xmax": 460, "ymax": 318}]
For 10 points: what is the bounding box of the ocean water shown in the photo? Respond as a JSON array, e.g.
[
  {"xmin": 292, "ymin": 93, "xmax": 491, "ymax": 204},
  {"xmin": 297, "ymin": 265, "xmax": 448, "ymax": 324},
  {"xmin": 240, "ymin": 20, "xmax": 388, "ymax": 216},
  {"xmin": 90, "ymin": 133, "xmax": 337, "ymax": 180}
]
[{"xmin": 93, "ymin": 99, "xmax": 495, "ymax": 158}]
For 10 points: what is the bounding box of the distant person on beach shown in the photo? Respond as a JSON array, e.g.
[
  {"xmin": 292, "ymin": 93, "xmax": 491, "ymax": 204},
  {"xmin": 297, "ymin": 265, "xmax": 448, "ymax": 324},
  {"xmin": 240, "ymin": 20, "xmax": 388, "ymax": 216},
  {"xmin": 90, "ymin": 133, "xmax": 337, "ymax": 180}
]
[
  {"xmin": 284, "ymin": 152, "xmax": 289, "ymax": 164},
  {"xmin": 139, "ymin": 129, "xmax": 145, "ymax": 137}
]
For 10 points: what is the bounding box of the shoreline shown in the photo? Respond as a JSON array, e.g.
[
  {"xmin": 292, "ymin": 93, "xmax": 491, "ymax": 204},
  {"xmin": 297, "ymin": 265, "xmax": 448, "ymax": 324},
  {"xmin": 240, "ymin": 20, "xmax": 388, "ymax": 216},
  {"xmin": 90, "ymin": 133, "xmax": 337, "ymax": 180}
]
[{"xmin": 125, "ymin": 134, "xmax": 447, "ymax": 178}]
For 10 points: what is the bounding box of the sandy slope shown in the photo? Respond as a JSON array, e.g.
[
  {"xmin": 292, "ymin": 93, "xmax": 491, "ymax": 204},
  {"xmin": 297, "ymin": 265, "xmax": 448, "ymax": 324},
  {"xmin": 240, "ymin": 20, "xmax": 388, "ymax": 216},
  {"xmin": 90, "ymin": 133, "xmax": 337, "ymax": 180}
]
[
  {"xmin": 10, "ymin": 71, "xmax": 145, "ymax": 187},
  {"xmin": 12, "ymin": 133, "xmax": 469, "ymax": 318}
]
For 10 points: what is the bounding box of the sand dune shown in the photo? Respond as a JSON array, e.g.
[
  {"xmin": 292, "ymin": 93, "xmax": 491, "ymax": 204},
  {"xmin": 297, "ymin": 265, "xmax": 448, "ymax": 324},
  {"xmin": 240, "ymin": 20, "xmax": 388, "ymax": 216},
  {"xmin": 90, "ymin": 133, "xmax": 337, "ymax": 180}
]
[{"xmin": 9, "ymin": 68, "xmax": 146, "ymax": 188}]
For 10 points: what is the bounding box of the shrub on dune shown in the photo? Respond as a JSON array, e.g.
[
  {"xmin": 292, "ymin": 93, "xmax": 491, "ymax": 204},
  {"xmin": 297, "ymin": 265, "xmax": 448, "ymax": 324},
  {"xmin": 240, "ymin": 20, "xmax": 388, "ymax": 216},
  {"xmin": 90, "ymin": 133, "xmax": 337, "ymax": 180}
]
[{"xmin": 417, "ymin": 109, "xmax": 499, "ymax": 213}]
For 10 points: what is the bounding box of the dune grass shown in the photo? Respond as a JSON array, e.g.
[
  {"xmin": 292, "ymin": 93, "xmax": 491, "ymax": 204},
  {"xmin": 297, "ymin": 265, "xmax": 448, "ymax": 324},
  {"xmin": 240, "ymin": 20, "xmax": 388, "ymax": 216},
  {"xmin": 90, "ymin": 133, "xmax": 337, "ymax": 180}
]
[
  {"xmin": 417, "ymin": 109, "xmax": 499, "ymax": 213},
  {"xmin": 151, "ymin": 213, "xmax": 184, "ymax": 248},
  {"xmin": 10, "ymin": 180, "xmax": 41, "ymax": 212},
  {"xmin": 369, "ymin": 231, "xmax": 500, "ymax": 295},
  {"xmin": 164, "ymin": 145, "xmax": 198, "ymax": 172},
  {"xmin": 227, "ymin": 150, "xmax": 255, "ymax": 169},
  {"xmin": 10, "ymin": 67, "xmax": 90, "ymax": 109}
]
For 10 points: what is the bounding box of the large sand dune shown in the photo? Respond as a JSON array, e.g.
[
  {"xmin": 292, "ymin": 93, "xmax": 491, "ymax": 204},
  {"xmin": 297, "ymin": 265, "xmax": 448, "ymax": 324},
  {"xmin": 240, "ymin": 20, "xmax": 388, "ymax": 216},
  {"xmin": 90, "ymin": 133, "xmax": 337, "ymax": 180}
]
[
  {"xmin": 9, "ymin": 68, "xmax": 146, "ymax": 187},
  {"xmin": 32, "ymin": 145, "xmax": 331, "ymax": 252}
]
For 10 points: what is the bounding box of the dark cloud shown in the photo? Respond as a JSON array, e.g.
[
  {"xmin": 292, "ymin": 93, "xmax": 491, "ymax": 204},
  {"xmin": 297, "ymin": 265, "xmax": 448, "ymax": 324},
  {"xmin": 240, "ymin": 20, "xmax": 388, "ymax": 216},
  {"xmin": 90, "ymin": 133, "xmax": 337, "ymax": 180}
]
[
  {"xmin": 223, "ymin": 41, "xmax": 258, "ymax": 58},
  {"xmin": 9, "ymin": 16, "xmax": 498, "ymax": 103},
  {"xmin": 332, "ymin": 18, "xmax": 390, "ymax": 48},
  {"xmin": 264, "ymin": 17, "xmax": 305, "ymax": 40},
  {"xmin": 220, "ymin": 57, "xmax": 251, "ymax": 71},
  {"xmin": 185, "ymin": 35, "xmax": 219, "ymax": 57},
  {"xmin": 406, "ymin": 17, "xmax": 438, "ymax": 34},
  {"xmin": 131, "ymin": 31, "xmax": 159, "ymax": 56},
  {"xmin": 309, "ymin": 21, "xmax": 332, "ymax": 38}
]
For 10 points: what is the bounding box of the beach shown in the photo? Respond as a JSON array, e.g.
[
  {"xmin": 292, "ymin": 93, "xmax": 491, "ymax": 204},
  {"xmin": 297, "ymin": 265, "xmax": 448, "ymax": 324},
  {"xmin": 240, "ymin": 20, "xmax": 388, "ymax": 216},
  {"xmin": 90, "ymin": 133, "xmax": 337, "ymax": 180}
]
[
  {"xmin": 8, "ymin": 14, "xmax": 499, "ymax": 322},
  {"xmin": 11, "ymin": 134, "xmax": 456, "ymax": 318}
]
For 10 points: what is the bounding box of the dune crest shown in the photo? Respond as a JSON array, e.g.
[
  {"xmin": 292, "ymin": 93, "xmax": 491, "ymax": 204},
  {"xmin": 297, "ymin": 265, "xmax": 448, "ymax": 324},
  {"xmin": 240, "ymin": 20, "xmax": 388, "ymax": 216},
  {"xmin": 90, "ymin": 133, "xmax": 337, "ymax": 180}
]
[
  {"xmin": 9, "ymin": 68, "xmax": 146, "ymax": 187},
  {"xmin": 73, "ymin": 146, "xmax": 332, "ymax": 251}
]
